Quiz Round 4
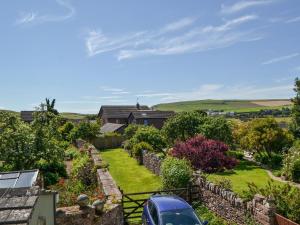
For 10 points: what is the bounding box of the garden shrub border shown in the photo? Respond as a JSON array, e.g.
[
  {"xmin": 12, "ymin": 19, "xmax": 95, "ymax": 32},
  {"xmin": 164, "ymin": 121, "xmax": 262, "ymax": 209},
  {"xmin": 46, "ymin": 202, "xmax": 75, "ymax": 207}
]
[{"xmin": 56, "ymin": 141, "xmax": 123, "ymax": 225}]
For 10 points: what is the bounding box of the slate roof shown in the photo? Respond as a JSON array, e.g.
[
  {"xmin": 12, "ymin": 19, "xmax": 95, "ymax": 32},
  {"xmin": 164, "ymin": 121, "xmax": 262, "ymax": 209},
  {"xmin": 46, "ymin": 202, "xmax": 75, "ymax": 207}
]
[
  {"xmin": 100, "ymin": 123, "xmax": 126, "ymax": 134},
  {"xmin": 20, "ymin": 111, "xmax": 34, "ymax": 123},
  {"xmin": 129, "ymin": 110, "xmax": 175, "ymax": 119},
  {"xmin": 0, "ymin": 187, "xmax": 39, "ymax": 225},
  {"xmin": 99, "ymin": 105, "xmax": 150, "ymax": 119},
  {"xmin": 0, "ymin": 170, "xmax": 40, "ymax": 224}
]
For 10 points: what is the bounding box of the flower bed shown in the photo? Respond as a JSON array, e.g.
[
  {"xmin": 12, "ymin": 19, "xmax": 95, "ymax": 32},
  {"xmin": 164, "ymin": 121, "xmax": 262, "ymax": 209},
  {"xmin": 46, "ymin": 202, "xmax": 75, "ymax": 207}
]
[{"xmin": 55, "ymin": 142, "xmax": 123, "ymax": 225}]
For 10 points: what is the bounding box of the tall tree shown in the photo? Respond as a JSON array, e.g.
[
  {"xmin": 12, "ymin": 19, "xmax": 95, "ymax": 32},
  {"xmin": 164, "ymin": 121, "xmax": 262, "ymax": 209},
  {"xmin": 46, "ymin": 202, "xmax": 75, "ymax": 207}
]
[
  {"xmin": 45, "ymin": 98, "xmax": 59, "ymax": 115},
  {"xmin": 291, "ymin": 78, "xmax": 300, "ymax": 137}
]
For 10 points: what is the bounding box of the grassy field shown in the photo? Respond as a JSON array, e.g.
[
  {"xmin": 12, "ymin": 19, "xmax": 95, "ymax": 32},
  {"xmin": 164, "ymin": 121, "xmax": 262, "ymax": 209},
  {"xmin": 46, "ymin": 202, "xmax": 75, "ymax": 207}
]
[
  {"xmin": 207, "ymin": 160, "xmax": 280, "ymax": 199},
  {"xmin": 60, "ymin": 112, "xmax": 91, "ymax": 120},
  {"xmin": 100, "ymin": 148, "xmax": 161, "ymax": 193},
  {"xmin": 154, "ymin": 99, "xmax": 291, "ymax": 113}
]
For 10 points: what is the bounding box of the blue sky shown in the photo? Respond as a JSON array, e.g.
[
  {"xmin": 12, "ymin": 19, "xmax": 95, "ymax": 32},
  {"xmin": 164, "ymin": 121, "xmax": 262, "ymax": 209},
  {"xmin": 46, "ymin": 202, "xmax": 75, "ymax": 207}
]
[{"xmin": 0, "ymin": 0, "xmax": 299, "ymax": 113}]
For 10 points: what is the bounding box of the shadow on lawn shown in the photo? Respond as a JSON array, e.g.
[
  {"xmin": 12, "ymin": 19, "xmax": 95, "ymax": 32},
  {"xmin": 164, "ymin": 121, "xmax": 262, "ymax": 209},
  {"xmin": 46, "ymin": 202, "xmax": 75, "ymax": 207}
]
[{"xmin": 213, "ymin": 160, "xmax": 260, "ymax": 176}]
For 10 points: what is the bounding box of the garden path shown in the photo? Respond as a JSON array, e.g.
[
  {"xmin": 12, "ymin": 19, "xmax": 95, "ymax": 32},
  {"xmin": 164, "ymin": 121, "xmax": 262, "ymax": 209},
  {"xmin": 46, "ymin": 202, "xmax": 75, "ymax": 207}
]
[{"xmin": 244, "ymin": 154, "xmax": 300, "ymax": 189}]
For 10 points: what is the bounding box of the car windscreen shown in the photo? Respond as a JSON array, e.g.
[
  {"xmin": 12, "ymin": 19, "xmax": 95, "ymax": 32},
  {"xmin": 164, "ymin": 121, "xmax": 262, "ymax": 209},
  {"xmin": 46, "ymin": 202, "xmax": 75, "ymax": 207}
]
[{"xmin": 160, "ymin": 208, "xmax": 202, "ymax": 225}]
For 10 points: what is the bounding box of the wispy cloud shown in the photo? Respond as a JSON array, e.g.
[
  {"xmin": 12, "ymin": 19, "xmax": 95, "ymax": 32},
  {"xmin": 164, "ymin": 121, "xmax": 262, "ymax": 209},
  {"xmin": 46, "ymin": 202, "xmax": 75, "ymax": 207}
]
[
  {"xmin": 100, "ymin": 86, "xmax": 130, "ymax": 95},
  {"xmin": 16, "ymin": 12, "xmax": 37, "ymax": 24},
  {"xmin": 82, "ymin": 95, "xmax": 122, "ymax": 100},
  {"xmin": 15, "ymin": 0, "xmax": 75, "ymax": 25},
  {"xmin": 221, "ymin": 0, "xmax": 274, "ymax": 14},
  {"xmin": 162, "ymin": 17, "xmax": 196, "ymax": 32},
  {"xmin": 85, "ymin": 15, "xmax": 261, "ymax": 60},
  {"xmin": 286, "ymin": 16, "xmax": 300, "ymax": 23},
  {"xmin": 262, "ymin": 53, "xmax": 300, "ymax": 65},
  {"xmin": 274, "ymin": 75, "xmax": 295, "ymax": 83}
]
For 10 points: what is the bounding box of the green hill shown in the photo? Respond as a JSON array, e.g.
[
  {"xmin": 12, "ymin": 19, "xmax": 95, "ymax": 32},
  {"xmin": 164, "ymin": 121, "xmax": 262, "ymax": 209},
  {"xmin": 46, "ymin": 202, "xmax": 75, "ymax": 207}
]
[
  {"xmin": 0, "ymin": 109, "xmax": 94, "ymax": 120},
  {"xmin": 154, "ymin": 99, "xmax": 292, "ymax": 113}
]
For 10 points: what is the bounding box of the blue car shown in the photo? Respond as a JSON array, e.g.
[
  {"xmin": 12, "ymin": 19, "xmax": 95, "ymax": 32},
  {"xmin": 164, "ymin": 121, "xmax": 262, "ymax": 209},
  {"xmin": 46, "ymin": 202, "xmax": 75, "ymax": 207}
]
[{"xmin": 142, "ymin": 195, "xmax": 208, "ymax": 225}]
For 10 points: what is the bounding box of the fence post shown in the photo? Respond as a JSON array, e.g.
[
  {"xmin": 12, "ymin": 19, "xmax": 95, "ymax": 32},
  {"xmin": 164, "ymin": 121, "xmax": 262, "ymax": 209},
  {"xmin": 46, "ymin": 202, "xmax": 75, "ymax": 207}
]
[{"xmin": 118, "ymin": 186, "xmax": 126, "ymax": 225}]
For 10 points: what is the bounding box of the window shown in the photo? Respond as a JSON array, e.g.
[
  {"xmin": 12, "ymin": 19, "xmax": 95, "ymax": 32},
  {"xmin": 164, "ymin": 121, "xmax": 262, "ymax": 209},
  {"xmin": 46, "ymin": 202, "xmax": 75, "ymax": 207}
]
[
  {"xmin": 150, "ymin": 203, "xmax": 159, "ymax": 225},
  {"xmin": 144, "ymin": 119, "xmax": 149, "ymax": 125},
  {"xmin": 161, "ymin": 208, "xmax": 202, "ymax": 225}
]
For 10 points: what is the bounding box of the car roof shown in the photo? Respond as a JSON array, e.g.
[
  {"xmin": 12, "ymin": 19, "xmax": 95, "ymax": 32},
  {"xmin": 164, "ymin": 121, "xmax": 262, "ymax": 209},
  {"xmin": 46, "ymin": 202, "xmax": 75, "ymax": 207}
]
[{"xmin": 150, "ymin": 195, "xmax": 192, "ymax": 212}]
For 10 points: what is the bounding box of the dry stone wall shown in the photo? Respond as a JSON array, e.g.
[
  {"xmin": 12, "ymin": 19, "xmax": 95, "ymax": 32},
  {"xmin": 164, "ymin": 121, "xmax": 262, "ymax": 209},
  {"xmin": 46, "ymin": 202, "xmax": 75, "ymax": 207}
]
[
  {"xmin": 194, "ymin": 172, "xmax": 276, "ymax": 225},
  {"xmin": 142, "ymin": 150, "xmax": 162, "ymax": 175}
]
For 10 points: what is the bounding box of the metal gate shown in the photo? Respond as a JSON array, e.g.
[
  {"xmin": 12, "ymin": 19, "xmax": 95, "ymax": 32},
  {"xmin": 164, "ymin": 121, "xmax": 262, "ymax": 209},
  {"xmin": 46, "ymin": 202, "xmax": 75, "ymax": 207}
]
[{"xmin": 120, "ymin": 184, "xmax": 201, "ymax": 225}]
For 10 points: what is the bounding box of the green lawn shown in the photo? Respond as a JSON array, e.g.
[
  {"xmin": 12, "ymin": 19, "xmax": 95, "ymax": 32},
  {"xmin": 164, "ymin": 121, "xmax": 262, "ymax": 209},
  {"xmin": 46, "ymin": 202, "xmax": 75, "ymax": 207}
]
[
  {"xmin": 207, "ymin": 160, "xmax": 280, "ymax": 198},
  {"xmin": 100, "ymin": 148, "xmax": 161, "ymax": 193}
]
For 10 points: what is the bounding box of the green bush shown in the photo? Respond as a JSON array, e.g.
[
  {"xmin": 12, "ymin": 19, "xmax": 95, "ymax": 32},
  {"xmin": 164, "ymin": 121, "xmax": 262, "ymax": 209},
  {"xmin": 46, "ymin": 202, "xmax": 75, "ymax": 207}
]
[
  {"xmin": 227, "ymin": 150, "xmax": 244, "ymax": 160},
  {"xmin": 161, "ymin": 157, "xmax": 192, "ymax": 189},
  {"xmin": 198, "ymin": 117, "xmax": 233, "ymax": 146},
  {"xmin": 254, "ymin": 151, "xmax": 283, "ymax": 169},
  {"xmin": 292, "ymin": 159, "xmax": 300, "ymax": 182},
  {"xmin": 65, "ymin": 146, "xmax": 80, "ymax": 160},
  {"xmin": 70, "ymin": 121, "xmax": 100, "ymax": 142},
  {"xmin": 59, "ymin": 121, "xmax": 75, "ymax": 141},
  {"xmin": 132, "ymin": 142, "xmax": 154, "ymax": 158},
  {"xmin": 71, "ymin": 153, "xmax": 97, "ymax": 187},
  {"xmin": 124, "ymin": 140, "xmax": 133, "ymax": 150},
  {"xmin": 124, "ymin": 124, "xmax": 141, "ymax": 139},
  {"xmin": 282, "ymin": 147, "xmax": 300, "ymax": 182},
  {"xmin": 215, "ymin": 177, "xmax": 233, "ymax": 191},
  {"xmin": 36, "ymin": 159, "xmax": 67, "ymax": 186},
  {"xmin": 133, "ymin": 126, "xmax": 167, "ymax": 153}
]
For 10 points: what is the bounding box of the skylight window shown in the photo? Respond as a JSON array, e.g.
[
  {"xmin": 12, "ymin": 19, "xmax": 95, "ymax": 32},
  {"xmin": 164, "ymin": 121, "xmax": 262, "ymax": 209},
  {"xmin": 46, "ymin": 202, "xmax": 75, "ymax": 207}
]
[{"xmin": 0, "ymin": 170, "xmax": 38, "ymax": 189}]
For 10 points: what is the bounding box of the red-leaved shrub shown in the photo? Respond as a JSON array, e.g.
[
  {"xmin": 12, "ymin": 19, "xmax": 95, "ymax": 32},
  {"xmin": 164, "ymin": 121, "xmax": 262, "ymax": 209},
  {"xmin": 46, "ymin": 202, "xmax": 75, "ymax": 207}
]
[{"xmin": 170, "ymin": 135, "xmax": 238, "ymax": 173}]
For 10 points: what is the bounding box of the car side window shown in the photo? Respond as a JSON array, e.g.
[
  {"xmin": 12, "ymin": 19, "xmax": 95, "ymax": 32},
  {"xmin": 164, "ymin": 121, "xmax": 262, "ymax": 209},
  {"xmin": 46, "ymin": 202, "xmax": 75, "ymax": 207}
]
[
  {"xmin": 148, "ymin": 201, "xmax": 153, "ymax": 212},
  {"xmin": 150, "ymin": 204, "xmax": 159, "ymax": 225}
]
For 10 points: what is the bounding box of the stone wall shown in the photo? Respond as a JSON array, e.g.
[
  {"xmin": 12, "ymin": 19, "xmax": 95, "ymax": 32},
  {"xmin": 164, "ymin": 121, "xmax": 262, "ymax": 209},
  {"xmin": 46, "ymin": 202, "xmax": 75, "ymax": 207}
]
[
  {"xmin": 247, "ymin": 194, "xmax": 276, "ymax": 225},
  {"xmin": 56, "ymin": 142, "xmax": 123, "ymax": 225},
  {"xmin": 193, "ymin": 172, "xmax": 276, "ymax": 225},
  {"xmin": 142, "ymin": 150, "xmax": 163, "ymax": 176}
]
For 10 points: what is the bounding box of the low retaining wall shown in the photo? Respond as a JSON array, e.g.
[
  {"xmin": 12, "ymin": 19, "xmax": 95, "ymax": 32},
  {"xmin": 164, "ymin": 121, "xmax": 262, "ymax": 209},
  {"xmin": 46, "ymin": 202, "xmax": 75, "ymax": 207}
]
[
  {"xmin": 142, "ymin": 150, "xmax": 163, "ymax": 176},
  {"xmin": 56, "ymin": 142, "xmax": 123, "ymax": 225}
]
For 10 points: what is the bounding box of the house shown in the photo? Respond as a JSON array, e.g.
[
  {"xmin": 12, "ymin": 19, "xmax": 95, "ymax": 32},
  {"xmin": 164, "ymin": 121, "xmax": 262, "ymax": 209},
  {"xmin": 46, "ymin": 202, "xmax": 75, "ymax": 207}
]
[
  {"xmin": 128, "ymin": 110, "xmax": 175, "ymax": 129},
  {"xmin": 0, "ymin": 170, "xmax": 57, "ymax": 225},
  {"xmin": 100, "ymin": 123, "xmax": 126, "ymax": 134},
  {"xmin": 98, "ymin": 104, "xmax": 150, "ymax": 124},
  {"xmin": 20, "ymin": 111, "xmax": 35, "ymax": 123}
]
